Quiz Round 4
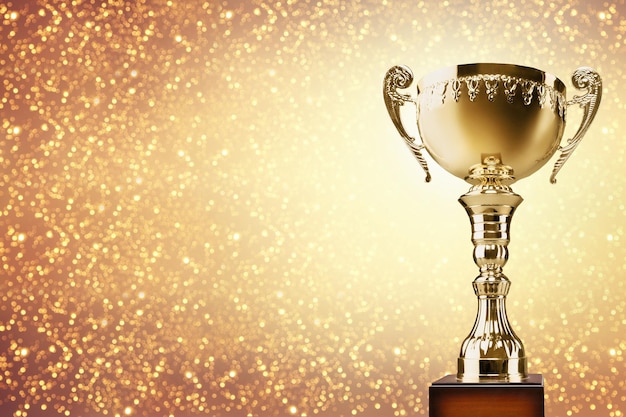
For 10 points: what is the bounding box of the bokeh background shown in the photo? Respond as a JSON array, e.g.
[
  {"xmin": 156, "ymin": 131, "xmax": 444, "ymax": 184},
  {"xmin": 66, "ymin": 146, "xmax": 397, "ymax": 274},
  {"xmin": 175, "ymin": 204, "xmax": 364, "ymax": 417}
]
[{"xmin": 0, "ymin": 0, "xmax": 624, "ymax": 416}]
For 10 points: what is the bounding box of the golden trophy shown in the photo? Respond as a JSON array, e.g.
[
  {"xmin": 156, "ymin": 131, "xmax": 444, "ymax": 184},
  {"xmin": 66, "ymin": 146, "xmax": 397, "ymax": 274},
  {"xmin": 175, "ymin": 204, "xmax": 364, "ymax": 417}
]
[{"xmin": 383, "ymin": 63, "xmax": 602, "ymax": 417}]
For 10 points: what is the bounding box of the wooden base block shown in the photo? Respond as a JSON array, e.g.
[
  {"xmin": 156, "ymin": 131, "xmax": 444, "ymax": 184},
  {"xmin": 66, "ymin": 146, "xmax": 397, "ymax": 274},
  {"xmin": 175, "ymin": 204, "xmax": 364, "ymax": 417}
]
[{"xmin": 429, "ymin": 374, "xmax": 544, "ymax": 417}]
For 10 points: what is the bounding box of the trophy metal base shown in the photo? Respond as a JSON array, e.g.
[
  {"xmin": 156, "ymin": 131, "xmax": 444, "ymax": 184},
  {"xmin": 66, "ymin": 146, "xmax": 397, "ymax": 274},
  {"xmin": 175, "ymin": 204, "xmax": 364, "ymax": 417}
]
[
  {"xmin": 429, "ymin": 374, "xmax": 544, "ymax": 417},
  {"xmin": 457, "ymin": 356, "xmax": 528, "ymax": 382}
]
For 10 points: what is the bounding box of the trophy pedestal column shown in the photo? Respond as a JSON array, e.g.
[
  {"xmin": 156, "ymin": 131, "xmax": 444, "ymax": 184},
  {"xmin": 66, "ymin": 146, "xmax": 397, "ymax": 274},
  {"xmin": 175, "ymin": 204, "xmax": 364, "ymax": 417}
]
[
  {"xmin": 457, "ymin": 186, "xmax": 528, "ymax": 382},
  {"xmin": 429, "ymin": 374, "xmax": 544, "ymax": 417}
]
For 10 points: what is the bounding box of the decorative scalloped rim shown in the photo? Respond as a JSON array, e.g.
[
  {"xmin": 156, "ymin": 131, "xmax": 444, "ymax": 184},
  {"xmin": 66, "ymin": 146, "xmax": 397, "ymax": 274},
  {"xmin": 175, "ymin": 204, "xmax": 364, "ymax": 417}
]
[{"xmin": 419, "ymin": 74, "xmax": 567, "ymax": 117}]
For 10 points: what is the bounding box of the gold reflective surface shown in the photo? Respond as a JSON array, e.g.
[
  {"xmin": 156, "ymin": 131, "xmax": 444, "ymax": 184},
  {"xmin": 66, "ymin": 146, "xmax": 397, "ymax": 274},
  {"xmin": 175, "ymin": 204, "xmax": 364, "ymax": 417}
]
[
  {"xmin": 384, "ymin": 62, "xmax": 602, "ymax": 382},
  {"xmin": 457, "ymin": 189, "xmax": 527, "ymax": 382},
  {"xmin": 384, "ymin": 63, "xmax": 601, "ymax": 183},
  {"xmin": 384, "ymin": 62, "xmax": 602, "ymax": 383},
  {"xmin": 417, "ymin": 63, "xmax": 568, "ymax": 181},
  {"xmin": 0, "ymin": 1, "xmax": 625, "ymax": 417}
]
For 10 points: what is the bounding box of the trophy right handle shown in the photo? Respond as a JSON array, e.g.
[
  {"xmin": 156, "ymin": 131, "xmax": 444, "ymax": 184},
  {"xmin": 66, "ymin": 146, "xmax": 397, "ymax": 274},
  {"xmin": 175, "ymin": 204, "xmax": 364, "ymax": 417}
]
[
  {"xmin": 550, "ymin": 67, "xmax": 603, "ymax": 184},
  {"xmin": 383, "ymin": 65, "xmax": 432, "ymax": 182}
]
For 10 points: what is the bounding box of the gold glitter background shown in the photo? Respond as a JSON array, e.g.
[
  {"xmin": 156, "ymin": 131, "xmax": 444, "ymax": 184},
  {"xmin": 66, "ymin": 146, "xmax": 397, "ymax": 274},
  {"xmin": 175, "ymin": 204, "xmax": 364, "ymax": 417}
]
[{"xmin": 0, "ymin": 0, "xmax": 624, "ymax": 416}]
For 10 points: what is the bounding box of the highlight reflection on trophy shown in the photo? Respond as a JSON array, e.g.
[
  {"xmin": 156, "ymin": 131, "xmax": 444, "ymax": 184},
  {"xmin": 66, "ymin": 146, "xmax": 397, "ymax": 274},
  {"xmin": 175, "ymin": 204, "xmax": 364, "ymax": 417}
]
[{"xmin": 383, "ymin": 63, "xmax": 601, "ymax": 416}]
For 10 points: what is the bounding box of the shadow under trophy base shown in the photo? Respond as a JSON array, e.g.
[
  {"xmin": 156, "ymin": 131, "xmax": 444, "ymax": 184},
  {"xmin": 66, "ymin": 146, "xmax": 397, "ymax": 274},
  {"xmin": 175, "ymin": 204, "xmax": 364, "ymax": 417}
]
[{"xmin": 383, "ymin": 63, "xmax": 601, "ymax": 416}]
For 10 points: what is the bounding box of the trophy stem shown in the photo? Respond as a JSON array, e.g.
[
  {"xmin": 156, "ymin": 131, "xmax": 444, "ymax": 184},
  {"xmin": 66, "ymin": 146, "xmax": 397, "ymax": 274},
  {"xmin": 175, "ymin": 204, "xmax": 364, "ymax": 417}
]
[{"xmin": 457, "ymin": 183, "xmax": 527, "ymax": 382}]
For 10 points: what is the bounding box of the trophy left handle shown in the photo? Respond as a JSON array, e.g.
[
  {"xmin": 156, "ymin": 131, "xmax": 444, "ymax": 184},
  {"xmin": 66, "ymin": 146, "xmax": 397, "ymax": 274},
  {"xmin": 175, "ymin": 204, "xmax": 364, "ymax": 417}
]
[
  {"xmin": 550, "ymin": 67, "xmax": 602, "ymax": 184},
  {"xmin": 383, "ymin": 65, "xmax": 432, "ymax": 182}
]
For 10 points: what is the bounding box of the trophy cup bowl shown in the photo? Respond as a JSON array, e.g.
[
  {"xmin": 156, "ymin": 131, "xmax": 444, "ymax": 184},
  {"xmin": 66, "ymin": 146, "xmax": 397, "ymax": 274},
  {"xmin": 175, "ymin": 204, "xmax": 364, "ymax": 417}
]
[
  {"xmin": 414, "ymin": 63, "xmax": 566, "ymax": 182},
  {"xmin": 383, "ymin": 63, "xmax": 602, "ymax": 384}
]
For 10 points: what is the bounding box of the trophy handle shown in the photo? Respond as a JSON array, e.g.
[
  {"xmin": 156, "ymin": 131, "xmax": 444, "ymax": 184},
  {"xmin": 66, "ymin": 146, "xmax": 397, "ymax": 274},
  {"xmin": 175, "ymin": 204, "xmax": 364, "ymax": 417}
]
[
  {"xmin": 383, "ymin": 65, "xmax": 432, "ymax": 182},
  {"xmin": 550, "ymin": 67, "xmax": 602, "ymax": 184}
]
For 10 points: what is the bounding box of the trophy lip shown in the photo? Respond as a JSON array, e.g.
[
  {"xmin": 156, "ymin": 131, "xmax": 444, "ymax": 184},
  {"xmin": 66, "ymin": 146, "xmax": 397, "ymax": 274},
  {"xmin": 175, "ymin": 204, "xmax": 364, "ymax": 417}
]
[{"xmin": 417, "ymin": 63, "xmax": 566, "ymax": 93}]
